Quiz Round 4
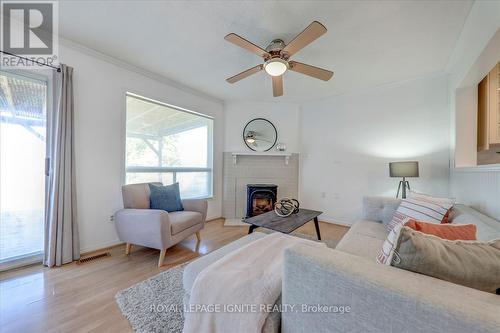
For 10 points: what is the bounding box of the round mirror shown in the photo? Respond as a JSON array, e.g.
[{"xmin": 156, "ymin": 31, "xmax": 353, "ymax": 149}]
[{"xmin": 243, "ymin": 118, "xmax": 278, "ymax": 152}]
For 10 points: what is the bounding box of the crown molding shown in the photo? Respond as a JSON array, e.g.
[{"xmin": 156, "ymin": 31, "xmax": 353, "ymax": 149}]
[{"xmin": 58, "ymin": 37, "xmax": 223, "ymax": 105}]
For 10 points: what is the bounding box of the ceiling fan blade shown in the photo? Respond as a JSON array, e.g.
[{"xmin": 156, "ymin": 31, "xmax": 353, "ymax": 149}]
[
  {"xmin": 289, "ymin": 61, "xmax": 333, "ymax": 81},
  {"xmin": 282, "ymin": 21, "xmax": 327, "ymax": 57},
  {"xmin": 224, "ymin": 33, "xmax": 271, "ymax": 59},
  {"xmin": 272, "ymin": 75, "xmax": 283, "ymax": 97},
  {"xmin": 226, "ymin": 65, "xmax": 263, "ymax": 84}
]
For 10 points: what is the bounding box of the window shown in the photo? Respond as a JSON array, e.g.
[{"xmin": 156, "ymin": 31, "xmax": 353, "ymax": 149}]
[{"xmin": 125, "ymin": 93, "xmax": 213, "ymax": 198}]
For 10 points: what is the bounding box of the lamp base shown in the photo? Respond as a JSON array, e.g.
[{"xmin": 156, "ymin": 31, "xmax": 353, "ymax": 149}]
[{"xmin": 396, "ymin": 178, "xmax": 411, "ymax": 199}]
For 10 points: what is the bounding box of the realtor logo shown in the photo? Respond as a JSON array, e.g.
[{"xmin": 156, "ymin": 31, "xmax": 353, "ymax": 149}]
[{"xmin": 1, "ymin": 1, "xmax": 58, "ymax": 69}]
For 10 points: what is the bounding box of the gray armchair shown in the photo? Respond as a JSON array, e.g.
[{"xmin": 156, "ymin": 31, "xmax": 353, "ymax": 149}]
[{"xmin": 114, "ymin": 182, "xmax": 207, "ymax": 267}]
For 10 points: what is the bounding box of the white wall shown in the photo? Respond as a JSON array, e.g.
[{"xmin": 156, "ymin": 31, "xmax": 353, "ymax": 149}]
[
  {"xmin": 58, "ymin": 41, "xmax": 224, "ymax": 252},
  {"xmin": 224, "ymin": 101, "xmax": 301, "ymax": 153},
  {"xmin": 447, "ymin": 1, "xmax": 500, "ymax": 220},
  {"xmin": 299, "ymin": 75, "xmax": 450, "ymax": 225}
]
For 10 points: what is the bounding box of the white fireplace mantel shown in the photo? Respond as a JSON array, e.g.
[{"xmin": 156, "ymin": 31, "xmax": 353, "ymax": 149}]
[{"xmin": 230, "ymin": 152, "xmax": 292, "ymax": 165}]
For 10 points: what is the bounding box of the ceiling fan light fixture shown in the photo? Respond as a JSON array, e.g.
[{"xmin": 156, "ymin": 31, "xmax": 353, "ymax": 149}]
[
  {"xmin": 264, "ymin": 58, "xmax": 288, "ymax": 76},
  {"xmin": 224, "ymin": 21, "xmax": 332, "ymax": 96},
  {"xmin": 245, "ymin": 131, "xmax": 256, "ymax": 144}
]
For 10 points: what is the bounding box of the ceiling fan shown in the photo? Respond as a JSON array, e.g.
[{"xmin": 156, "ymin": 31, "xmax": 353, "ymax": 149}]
[{"xmin": 224, "ymin": 21, "xmax": 333, "ymax": 97}]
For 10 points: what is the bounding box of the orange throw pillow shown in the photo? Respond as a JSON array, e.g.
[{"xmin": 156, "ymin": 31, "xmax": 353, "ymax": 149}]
[{"xmin": 404, "ymin": 219, "xmax": 476, "ymax": 240}]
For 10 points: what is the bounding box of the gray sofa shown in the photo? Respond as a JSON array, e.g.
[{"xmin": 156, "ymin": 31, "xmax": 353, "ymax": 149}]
[
  {"xmin": 283, "ymin": 197, "xmax": 500, "ymax": 333},
  {"xmin": 183, "ymin": 197, "xmax": 500, "ymax": 332}
]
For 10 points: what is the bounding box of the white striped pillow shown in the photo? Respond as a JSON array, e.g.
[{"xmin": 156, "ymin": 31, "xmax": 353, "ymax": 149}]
[
  {"xmin": 377, "ymin": 218, "xmax": 406, "ymax": 264},
  {"xmin": 387, "ymin": 197, "xmax": 453, "ymax": 232},
  {"xmin": 408, "ymin": 191, "xmax": 455, "ymax": 207}
]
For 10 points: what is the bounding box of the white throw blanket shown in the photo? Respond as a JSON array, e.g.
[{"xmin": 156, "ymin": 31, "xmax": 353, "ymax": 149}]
[{"xmin": 183, "ymin": 233, "xmax": 326, "ymax": 333}]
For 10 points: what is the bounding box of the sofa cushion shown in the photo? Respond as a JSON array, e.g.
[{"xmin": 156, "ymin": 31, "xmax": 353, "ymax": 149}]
[
  {"xmin": 362, "ymin": 196, "xmax": 401, "ymax": 225},
  {"xmin": 409, "ymin": 191, "xmax": 456, "ymax": 207},
  {"xmin": 336, "ymin": 220, "xmax": 386, "ymax": 260},
  {"xmin": 149, "ymin": 183, "xmax": 184, "ymax": 212},
  {"xmin": 347, "ymin": 219, "xmax": 388, "ymax": 240},
  {"xmin": 388, "ymin": 197, "xmax": 453, "ymax": 232},
  {"xmin": 183, "ymin": 232, "xmax": 267, "ymax": 293},
  {"xmin": 169, "ymin": 211, "xmax": 202, "ymax": 235},
  {"xmin": 404, "ymin": 219, "xmax": 477, "ymax": 240},
  {"xmin": 408, "ymin": 191, "xmax": 456, "ymax": 223},
  {"xmin": 373, "ymin": 217, "xmax": 477, "ymax": 265},
  {"xmin": 450, "ymin": 205, "xmax": 500, "ymax": 241},
  {"xmin": 377, "ymin": 219, "xmax": 405, "ymax": 264},
  {"xmin": 392, "ymin": 227, "xmax": 500, "ymax": 294}
]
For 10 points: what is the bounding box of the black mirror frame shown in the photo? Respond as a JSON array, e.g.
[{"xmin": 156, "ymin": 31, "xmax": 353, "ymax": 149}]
[{"xmin": 242, "ymin": 118, "xmax": 278, "ymax": 152}]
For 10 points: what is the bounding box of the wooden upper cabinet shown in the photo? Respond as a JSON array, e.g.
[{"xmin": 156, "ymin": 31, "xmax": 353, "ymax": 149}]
[
  {"xmin": 477, "ymin": 62, "xmax": 500, "ymax": 152},
  {"xmin": 488, "ymin": 63, "xmax": 500, "ymax": 144},
  {"xmin": 477, "ymin": 76, "xmax": 488, "ymax": 151}
]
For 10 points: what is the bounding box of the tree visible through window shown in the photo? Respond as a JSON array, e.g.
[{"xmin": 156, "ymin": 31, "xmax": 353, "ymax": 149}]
[{"xmin": 125, "ymin": 93, "xmax": 213, "ymax": 199}]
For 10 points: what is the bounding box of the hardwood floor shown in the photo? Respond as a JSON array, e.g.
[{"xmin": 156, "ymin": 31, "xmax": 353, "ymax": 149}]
[{"xmin": 0, "ymin": 219, "xmax": 348, "ymax": 333}]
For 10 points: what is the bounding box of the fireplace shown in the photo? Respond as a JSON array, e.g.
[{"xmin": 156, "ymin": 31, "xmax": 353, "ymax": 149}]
[{"xmin": 246, "ymin": 184, "xmax": 278, "ymax": 217}]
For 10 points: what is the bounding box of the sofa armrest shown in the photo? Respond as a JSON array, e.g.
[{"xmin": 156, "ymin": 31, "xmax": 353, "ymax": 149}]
[
  {"xmin": 362, "ymin": 196, "xmax": 401, "ymax": 224},
  {"xmin": 182, "ymin": 199, "xmax": 208, "ymax": 222},
  {"xmin": 114, "ymin": 209, "xmax": 171, "ymax": 250},
  {"xmin": 282, "ymin": 244, "xmax": 500, "ymax": 333}
]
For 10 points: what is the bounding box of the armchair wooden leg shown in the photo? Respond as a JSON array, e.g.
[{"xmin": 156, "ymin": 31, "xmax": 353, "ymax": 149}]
[
  {"xmin": 195, "ymin": 231, "xmax": 201, "ymax": 242},
  {"xmin": 158, "ymin": 249, "xmax": 167, "ymax": 267},
  {"xmin": 125, "ymin": 243, "xmax": 132, "ymax": 255}
]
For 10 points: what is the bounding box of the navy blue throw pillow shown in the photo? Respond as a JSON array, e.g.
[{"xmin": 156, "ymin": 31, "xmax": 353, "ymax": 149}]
[{"xmin": 148, "ymin": 183, "xmax": 184, "ymax": 212}]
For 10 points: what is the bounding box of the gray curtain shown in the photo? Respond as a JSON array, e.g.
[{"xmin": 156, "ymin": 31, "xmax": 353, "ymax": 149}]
[{"xmin": 44, "ymin": 64, "xmax": 80, "ymax": 267}]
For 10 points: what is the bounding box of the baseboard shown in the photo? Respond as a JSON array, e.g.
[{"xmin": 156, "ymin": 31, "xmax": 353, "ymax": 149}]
[
  {"xmin": 80, "ymin": 240, "xmax": 124, "ymax": 256},
  {"xmin": 206, "ymin": 216, "xmax": 223, "ymax": 222}
]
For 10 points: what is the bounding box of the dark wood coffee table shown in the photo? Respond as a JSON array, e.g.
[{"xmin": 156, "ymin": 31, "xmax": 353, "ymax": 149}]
[{"xmin": 244, "ymin": 209, "xmax": 323, "ymax": 240}]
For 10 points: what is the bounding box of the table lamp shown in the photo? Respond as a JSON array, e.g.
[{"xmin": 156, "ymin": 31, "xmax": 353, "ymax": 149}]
[{"xmin": 389, "ymin": 161, "xmax": 419, "ymax": 199}]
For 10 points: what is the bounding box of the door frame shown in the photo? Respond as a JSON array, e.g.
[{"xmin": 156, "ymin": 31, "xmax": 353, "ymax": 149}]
[{"xmin": 0, "ymin": 68, "xmax": 54, "ymax": 271}]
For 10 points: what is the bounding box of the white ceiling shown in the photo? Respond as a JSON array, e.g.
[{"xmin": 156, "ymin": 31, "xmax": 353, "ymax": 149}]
[{"xmin": 58, "ymin": 0, "xmax": 473, "ymax": 102}]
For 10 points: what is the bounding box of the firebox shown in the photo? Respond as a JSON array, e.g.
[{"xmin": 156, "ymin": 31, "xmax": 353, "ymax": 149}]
[{"xmin": 246, "ymin": 184, "xmax": 278, "ymax": 217}]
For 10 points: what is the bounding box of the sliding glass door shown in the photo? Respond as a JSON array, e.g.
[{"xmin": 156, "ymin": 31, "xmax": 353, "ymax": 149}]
[{"xmin": 0, "ymin": 71, "xmax": 48, "ymax": 264}]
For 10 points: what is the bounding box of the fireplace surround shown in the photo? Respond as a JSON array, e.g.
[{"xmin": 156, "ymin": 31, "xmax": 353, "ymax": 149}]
[
  {"xmin": 246, "ymin": 184, "xmax": 278, "ymax": 217},
  {"xmin": 222, "ymin": 152, "xmax": 298, "ymax": 221}
]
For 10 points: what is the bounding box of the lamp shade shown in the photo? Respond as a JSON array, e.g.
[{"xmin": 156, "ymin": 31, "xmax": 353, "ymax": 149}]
[{"xmin": 389, "ymin": 161, "xmax": 419, "ymax": 177}]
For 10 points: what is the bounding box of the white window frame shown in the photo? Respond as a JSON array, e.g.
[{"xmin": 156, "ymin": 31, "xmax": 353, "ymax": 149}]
[{"xmin": 123, "ymin": 92, "xmax": 214, "ymax": 199}]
